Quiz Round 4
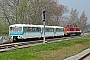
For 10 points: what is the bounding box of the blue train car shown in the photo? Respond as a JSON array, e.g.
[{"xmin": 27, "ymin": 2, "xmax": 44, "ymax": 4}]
[{"xmin": 9, "ymin": 24, "xmax": 64, "ymax": 41}]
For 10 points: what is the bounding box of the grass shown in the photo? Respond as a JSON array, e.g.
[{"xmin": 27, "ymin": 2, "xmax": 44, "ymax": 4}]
[{"xmin": 0, "ymin": 36, "xmax": 90, "ymax": 60}]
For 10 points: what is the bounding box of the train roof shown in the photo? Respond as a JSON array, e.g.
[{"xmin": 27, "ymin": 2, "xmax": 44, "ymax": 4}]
[
  {"xmin": 9, "ymin": 24, "xmax": 64, "ymax": 28},
  {"xmin": 10, "ymin": 24, "xmax": 43, "ymax": 27}
]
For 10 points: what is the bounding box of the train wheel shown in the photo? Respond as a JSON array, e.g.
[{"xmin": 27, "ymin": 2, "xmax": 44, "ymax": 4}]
[
  {"xmin": 13, "ymin": 38, "xmax": 18, "ymax": 42},
  {"xmin": 76, "ymin": 32, "xmax": 81, "ymax": 36}
]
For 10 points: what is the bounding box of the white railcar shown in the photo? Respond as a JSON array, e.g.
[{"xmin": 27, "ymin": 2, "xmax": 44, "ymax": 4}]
[{"xmin": 9, "ymin": 24, "xmax": 64, "ymax": 41}]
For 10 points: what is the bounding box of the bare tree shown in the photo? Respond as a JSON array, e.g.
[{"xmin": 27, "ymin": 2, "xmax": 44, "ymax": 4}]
[
  {"xmin": 79, "ymin": 11, "xmax": 88, "ymax": 34},
  {"xmin": 0, "ymin": 0, "xmax": 68, "ymax": 26},
  {"xmin": 59, "ymin": 16, "xmax": 70, "ymax": 27},
  {"xmin": 69, "ymin": 9, "xmax": 79, "ymax": 26},
  {"xmin": 49, "ymin": 3, "xmax": 68, "ymax": 26},
  {"xmin": 86, "ymin": 24, "xmax": 90, "ymax": 32}
]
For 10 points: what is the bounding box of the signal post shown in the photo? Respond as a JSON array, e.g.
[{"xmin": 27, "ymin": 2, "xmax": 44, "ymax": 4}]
[{"xmin": 42, "ymin": 10, "xmax": 47, "ymax": 43}]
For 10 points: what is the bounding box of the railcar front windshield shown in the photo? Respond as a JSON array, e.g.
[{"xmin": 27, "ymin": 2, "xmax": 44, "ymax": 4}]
[{"xmin": 10, "ymin": 27, "xmax": 22, "ymax": 32}]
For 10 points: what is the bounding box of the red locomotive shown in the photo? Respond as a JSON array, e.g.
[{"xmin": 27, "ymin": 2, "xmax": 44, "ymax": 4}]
[{"xmin": 64, "ymin": 25, "xmax": 81, "ymax": 36}]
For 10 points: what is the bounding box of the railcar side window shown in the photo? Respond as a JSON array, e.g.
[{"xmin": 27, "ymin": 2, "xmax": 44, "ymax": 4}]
[
  {"xmin": 18, "ymin": 27, "xmax": 22, "ymax": 32},
  {"xmin": 56, "ymin": 28, "xmax": 63, "ymax": 32},
  {"xmin": 32, "ymin": 27, "xmax": 41, "ymax": 32},
  {"xmin": 24, "ymin": 27, "xmax": 41, "ymax": 32},
  {"xmin": 46, "ymin": 28, "xmax": 54, "ymax": 32},
  {"xmin": 10, "ymin": 27, "xmax": 22, "ymax": 32}
]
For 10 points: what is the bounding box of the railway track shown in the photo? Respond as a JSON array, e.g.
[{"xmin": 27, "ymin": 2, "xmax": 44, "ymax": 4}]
[
  {"xmin": 0, "ymin": 33, "xmax": 90, "ymax": 52},
  {"xmin": 0, "ymin": 36, "xmax": 82, "ymax": 52},
  {"xmin": 0, "ymin": 40, "xmax": 43, "ymax": 52}
]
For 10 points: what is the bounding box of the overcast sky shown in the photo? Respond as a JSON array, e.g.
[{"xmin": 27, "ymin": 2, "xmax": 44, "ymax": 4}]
[{"xmin": 58, "ymin": 0, "xmax": 90, "ymax": 23}]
